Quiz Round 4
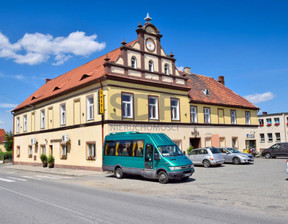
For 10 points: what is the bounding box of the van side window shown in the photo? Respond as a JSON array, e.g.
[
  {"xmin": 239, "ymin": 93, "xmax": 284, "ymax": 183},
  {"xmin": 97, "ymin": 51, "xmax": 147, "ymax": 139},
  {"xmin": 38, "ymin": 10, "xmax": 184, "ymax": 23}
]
[
  {"xmin": 105, "ymin": 140, "xmax": 144, "ymax": 157},
  {"xmin": 104, "ymin": 141, "xmax": 115, "ymax": 156},
  {"xmin": 133, "ymin": 140, "xmax": 144, "ymax": 157}
]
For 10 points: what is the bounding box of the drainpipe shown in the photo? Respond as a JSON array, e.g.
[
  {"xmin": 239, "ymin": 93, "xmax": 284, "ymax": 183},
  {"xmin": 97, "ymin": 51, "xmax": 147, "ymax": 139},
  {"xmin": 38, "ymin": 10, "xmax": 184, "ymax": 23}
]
[
  {"xmin": 99, "ymin": 81, "xmax": 104, "ymax": 147},
  {"xmin": 11, "ymin": 110, "xmax": 15, "ymax": 164}
]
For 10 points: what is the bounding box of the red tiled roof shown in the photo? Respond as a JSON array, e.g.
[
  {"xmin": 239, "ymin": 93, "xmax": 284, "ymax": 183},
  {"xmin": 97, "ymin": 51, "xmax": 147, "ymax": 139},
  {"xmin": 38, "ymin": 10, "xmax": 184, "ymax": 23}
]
[
  {"xmin": 0, "ymin": 129, "xmax": 5, "ymax": 144},
  {"xmin": 186, "ymin": 72, "xmax": 258, "ymax": 109},
  {"xmin": 13, "ymin": 41, "xmax": 136, "ymax": 112}
]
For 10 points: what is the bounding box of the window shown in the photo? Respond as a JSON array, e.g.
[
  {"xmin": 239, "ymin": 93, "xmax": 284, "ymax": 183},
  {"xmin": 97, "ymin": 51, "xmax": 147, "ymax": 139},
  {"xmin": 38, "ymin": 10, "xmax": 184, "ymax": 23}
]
[
  {"xmin": 40, "ymin": 110, "xmax": 45, "ymax": 129},
  {"xmin": 16, "ymin": 146, "xmax": 20, "ymax": 157},
  {"xmin": 204, "ymin": 107, "xmax": 211, "ymax": 123},
  {"xmin": 260, "ymin": 133, "xmax": 265, "ymax": 143},
  {"xmin": 171, "ymin": 98, "xmax": 180, "ymax": 120},
  {"xmin": 268, "ymin": 133, "xmax": 273, "ymax": 142},
  {"xmin": 266, "ymin": 118, "xmax": 272, "ymax": 126},
  {"xmin": 61, "ymin": 145, "xmax": 67, "ymax": 159},
  {"xmin": 275, "ymin": 133, "xmax": 281, "ymax": 142},
  {"xmin": 259, "ymin": 119, "xmax": 264, "ymax": 126},
  {"xmin": 41, "ymin": 145, "xmax": 46, "ymax": 155},
  {"xmin": 149, "ymin": 60, "xmax": 154, "ymax": 72},
  {"xmin": 232, "ymin": 137, "xmax": 238, "ymax": 148},
  {"xmin": 122, "ymin": 93, "xmax": 133, "ymax": 118},
  {"xmin": 60, "ymin": 104, "xmax": 66, "ymax": 125},
  {"xmin": 190, "ymin": 106, "xmax": 197, "ymax": 123},
  {"xmin": 148, "ymin": 96, "xmax": 158, "ymax": 120},
  {"xmin": 205, "ymin": 138, "xmax": 212, "ymax": 147},
  {"xmin": 245, "ymin": 111, "xmax": 251, "ymax": 124},
  {"xmin": 87, "ymin": 96, "xmax": 94, "ymax": 121},
  {"xmin": 131, "ymin": 57, "xmax": 137, "ymax": 69},
  {"xmin": 23, "ymin": 115, "xmax": 27, "ymax": 132},
  {"xmin": 231, "ymin": 110, "xmax": 236, "ymax": 124},
  {"xmin": 16, "ymin": 117, "xmax": 20, "ymax": 133},
  {"xmin": 87, "ymin": 143, "xmax": 96, "ymax": 160},
  {"xmin": 164, "ymin": 63, "xmax": 170, "ymax": 75},
  {"xmin": 274, "ymin": 118, "xmax": 280, "ymax": 126},
  {"xmin": 28, "ymin": 145, "xmax": 32, "ymax": 158}
]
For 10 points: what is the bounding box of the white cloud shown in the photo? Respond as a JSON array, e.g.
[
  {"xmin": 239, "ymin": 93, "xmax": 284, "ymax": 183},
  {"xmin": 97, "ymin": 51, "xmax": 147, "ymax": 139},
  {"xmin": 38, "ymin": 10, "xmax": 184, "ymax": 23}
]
[
  {"xmin": 244, "ymin": 92, "xmax": 276, "ymax": 104},
  {"xmin": 0, "ymin": 103, "xmax": 17, "ymax": 108},
  {"xmin": 0, "ymin": 120, "xmax": 5, "ymax": 125},
  {"xmin": 177, "ymin": 66, "xmax": 184, "ymax": 71},
  {"xmin": 0, "ymin": 31, "xmax": 106, "ymax": 65}
]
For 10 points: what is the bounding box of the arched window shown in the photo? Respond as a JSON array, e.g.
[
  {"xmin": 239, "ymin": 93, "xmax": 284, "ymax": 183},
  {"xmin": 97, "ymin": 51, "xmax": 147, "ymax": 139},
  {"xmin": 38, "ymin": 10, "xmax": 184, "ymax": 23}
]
[
  {"xmin": 164, "ymin": 63, "xmax": 170, "ymax": 75},
  {"xmin": 149, "ymin": 60, "xmax": 154, "ymax": 72},
  {"xmin": 131, "ymin": 57, "xmax": 137, "ymax": 69}
]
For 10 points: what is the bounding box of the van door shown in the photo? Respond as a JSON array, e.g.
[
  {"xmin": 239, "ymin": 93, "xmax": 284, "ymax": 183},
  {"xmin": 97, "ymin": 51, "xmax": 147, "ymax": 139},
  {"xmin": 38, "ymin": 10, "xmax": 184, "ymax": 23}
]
[{"xmin": 145, "ymin": 144, "xmax": 153, "ymax": 169}]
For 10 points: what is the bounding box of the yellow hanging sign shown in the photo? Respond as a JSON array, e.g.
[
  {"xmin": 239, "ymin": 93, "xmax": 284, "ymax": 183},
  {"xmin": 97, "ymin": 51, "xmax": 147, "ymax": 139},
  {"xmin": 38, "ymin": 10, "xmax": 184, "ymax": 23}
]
[{"xmin": 98, "ymin": 89, "xmax": 104, "ymax": 114}]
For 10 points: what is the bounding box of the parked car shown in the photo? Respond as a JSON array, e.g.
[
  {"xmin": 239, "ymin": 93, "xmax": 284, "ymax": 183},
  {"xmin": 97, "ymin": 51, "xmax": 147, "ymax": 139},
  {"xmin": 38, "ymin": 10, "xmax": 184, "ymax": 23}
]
[
  {"xmin": 218, "ymin": 147, "xmax": 254, "ymax": 165},
  {"xmin": 262, "ymin": 143, "xmax": 288, "ymax": 159},
  {"xmin": 188, "ymin": 147, "xmax": 224, "ymax": 168}
]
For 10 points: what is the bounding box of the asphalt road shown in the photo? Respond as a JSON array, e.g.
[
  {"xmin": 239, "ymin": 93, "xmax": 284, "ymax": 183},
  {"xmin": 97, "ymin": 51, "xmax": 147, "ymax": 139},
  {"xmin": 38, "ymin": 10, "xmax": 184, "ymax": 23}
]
[{"xmin": 0, "ymin": 164, "xmax": 287, "ymax": 224}]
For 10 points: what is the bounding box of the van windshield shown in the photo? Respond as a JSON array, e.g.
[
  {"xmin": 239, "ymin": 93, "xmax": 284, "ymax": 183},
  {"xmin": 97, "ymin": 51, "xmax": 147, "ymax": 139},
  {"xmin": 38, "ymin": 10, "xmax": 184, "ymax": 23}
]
[{"xmin": 158, "ymin": 145, "xmax": 183, "ymax": 157}]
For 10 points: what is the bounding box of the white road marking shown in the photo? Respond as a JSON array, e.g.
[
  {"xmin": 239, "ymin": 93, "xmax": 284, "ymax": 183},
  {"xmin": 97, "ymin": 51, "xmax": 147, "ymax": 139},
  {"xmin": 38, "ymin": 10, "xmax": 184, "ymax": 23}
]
[
  {"xmin": 8, "ymin": 177, "xmax": 27, "ymax": 181},
  {"xmin": 0, "ymin": 177, "xmax": 15, "ymax": 182},
  {"xmin": 22, "ymin": 176, "xmax": 42, "ymax": 180}
]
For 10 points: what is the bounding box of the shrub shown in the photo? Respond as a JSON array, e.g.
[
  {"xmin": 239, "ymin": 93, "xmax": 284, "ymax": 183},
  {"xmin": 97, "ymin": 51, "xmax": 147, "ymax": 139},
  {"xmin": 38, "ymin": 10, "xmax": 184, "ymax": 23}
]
[
  {"xmin": 47, "ymin": 155, "xmax": 55, "ymax": 165},
  {"xmin": 40, "ymin": 154, "xmax": 48, "ymax": 164},
  {"xmin": 187, "ymin": 145, "xmax": 194, "ymax": 154}
]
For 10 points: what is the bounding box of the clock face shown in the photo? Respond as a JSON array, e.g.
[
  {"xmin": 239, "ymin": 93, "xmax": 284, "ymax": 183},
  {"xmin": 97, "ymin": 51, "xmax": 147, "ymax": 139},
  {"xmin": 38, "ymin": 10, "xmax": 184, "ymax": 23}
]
[{"xmin": 146, "ymin": 39, "xmax": 155, "ymax": 51}]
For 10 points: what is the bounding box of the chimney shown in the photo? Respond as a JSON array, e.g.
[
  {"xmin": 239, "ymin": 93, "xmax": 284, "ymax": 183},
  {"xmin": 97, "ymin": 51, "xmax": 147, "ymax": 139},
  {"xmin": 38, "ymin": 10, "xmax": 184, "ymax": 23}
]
[
  {"xmin": 218, "ymin": 76, "xmax": 225, "ymax": 85},
  {"xmin": 184, "ymin": 67, "xmax": 191, "ymax": 74},
  {"xmin": 262, "ymin": 112, "xmax": 267, "ymax": 115},
  {"xmin": 45, "ymin": 79, "xmax": 51, "ymax": 83}
]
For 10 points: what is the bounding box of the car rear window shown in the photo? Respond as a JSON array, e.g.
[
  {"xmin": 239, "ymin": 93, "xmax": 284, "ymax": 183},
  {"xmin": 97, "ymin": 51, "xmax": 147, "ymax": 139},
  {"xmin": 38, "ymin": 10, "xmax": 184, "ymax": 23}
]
[{"xmin": 210, "ymin": 147, "xmax": 220, "ymax": 154}]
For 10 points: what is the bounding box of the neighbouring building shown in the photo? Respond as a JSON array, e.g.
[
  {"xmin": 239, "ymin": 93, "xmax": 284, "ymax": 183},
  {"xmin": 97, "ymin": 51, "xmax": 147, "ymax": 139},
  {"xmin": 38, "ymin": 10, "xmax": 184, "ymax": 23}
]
[
  {"xmin": 0, "ymin": 129, "xmax": 6, "ymax": 152},
  {"xmin": 257, "ymin": 112, "xmax": 288, "ymax": 152},
  {"xmin": 12, "ymin": 14, "xmax": 259, "ymax": 170}
]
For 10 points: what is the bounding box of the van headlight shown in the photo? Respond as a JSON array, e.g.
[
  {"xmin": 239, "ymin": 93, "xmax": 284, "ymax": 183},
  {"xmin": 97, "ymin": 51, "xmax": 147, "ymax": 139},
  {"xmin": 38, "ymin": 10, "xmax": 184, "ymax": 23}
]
[{"xmin": 169, "ymin": 166, "xmax": 182, "ymax": 171}]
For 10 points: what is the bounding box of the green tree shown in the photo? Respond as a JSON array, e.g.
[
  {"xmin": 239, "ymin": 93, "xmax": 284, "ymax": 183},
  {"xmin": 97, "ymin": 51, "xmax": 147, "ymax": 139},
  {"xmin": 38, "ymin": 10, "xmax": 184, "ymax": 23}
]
[{"xmin": 4, "ymin": 131, "xmax": 13, "ymax": 152}]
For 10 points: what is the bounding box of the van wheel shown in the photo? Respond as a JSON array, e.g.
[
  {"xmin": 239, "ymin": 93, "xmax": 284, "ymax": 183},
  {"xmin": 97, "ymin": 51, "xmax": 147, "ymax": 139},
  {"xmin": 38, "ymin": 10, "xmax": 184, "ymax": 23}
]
[
  {"xmin": 233, "ymin": 157, "xmax": 241, "ymax": 165},
  {"xmin": 203, "ymin": 160, "xmax": 210, "ymax": 168},
  {"xmin": 158, "ymin": 171, "xmax": 169, "ymax": 184},
  {"xmin": 264, "ymin": 153, "xmax": 271, "ymax": 159},
  {"xmin": 115, "ymin": 167, "xmax": 123, "ymax": 179}
]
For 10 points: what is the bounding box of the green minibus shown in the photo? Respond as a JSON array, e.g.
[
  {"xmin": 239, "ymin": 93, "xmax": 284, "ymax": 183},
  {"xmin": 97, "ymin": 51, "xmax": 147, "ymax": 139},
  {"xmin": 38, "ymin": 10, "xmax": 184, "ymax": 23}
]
[{"xmin": 102, "ymin": 132, "xmax": 194, "ymax": 184}]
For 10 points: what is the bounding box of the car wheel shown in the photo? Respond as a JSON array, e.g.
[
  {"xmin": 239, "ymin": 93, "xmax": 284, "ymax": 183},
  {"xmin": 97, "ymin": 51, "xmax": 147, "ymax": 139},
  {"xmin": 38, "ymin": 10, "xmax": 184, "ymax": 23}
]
[
  {"xmin": 114, "ymin": 167, "xmax": 123, "ymax": 179},
  {"xmin": 233, "ymin": 157, "xmax": 241, "ymax": 165},
  {"xmin": 264, "ymin": 153, "xmax": 271, "ymax": 159},
  {"xmin": 158, "ymin": 171, "xmax": 169, "ymax": 184},
  {"xmin": 203, "ymin": 160, "xmax": 211, "ymax": 168}
]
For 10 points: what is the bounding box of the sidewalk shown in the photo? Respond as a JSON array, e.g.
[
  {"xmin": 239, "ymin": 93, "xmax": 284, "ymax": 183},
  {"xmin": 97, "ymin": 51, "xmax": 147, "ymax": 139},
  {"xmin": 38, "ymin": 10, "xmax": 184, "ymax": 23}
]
[{"xmin": 2, "ymin": 164, "xmax": 103, "ymax": 177}]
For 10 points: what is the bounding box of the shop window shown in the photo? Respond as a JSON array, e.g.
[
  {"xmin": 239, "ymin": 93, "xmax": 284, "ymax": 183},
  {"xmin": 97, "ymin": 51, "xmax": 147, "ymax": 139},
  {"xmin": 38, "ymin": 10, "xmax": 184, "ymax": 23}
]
[
  {"xmin": 245, "ymin": 111, "xmax": 251, "ymax": 125},
  {"xmin": 16, "ymin": 117, "xmax": 20, "ymax": 133},
  {"xmin": 190, "ymin": 106, "xmax": 197, "ymax": 123},
  {"xmin": 171, "ymin": 98, "xmax": 180, "ymax": 120},
  {"xmin": 23, "ymin": 115, "xmax": 27, "ymax": 132},
  {"xmin": 204, "ymin": 107, "xmax": 211, "ymax": 123},
  {"xmin": 164, "ymin": 63, "xmax": 170, "ymax": 75},
  {"xmin": 267, "ymin": 133, "xmax": 273, "ymax": 142},
  {"xmin": 260, "ymin": 133, "xmax": 265, "ymax": 143},
  {"xmin": 259, "ymin": 119, "xmax": 264, "ymax": 126},
  {"xmin": 122, "ymin": 93, "xmax": 133, "ymax": 119},
  {"xmin": 266, "ymin": 118, "xmax": 272, "ymax": 126},
  {"xmin": 87, "ymin": 96, "xmax": 94, "ymax": 121},
  {"xmin": 275, "ymin": 133, "xmax": 281, "ymax": 142},
  {"xmin": 232, "ymin": 137, "xmax": 238, "ymax": 149},
  {"xmin": 274, "ymin": 118, "xmax": 280, "ymax": 126},
  {"xmin": 40, "ymin": 110, "xmax": 45, "ymax": 129},
  {"xmin": 231, "ymin": 110, "xmax": 236, "ymax": 124},
  {"xmin": 148, "ymin": 96, "xmax": 158, "ymax": 120},
  {"xmin": 149, "ymin": 60, "xmax": 154, "ymax": 72},
  {"xmin": 60, "ymin": 104, "xmax": 66, "ymax": 125},
  {"xmin": 131, "ymin": 57, "xmax": 137, "ymax": 69},
  {"xmin": 87, "ymin": 142, "xmax": 96, "ymax": 160}
]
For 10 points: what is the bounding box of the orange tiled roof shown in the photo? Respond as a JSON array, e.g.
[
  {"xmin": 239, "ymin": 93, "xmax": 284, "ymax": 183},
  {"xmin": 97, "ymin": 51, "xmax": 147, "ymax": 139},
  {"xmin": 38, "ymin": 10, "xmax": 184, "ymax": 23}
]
[
  {"xmin": 13, "ymin": 41, "xmax": 136, "ymax": 112},
  {"xmin": 186, "ymin": 72, "xmax": 258, "ymax": 109},
  {"xmin": 0, "ymin": 129, "xmax": 5, "ymax": 144}
]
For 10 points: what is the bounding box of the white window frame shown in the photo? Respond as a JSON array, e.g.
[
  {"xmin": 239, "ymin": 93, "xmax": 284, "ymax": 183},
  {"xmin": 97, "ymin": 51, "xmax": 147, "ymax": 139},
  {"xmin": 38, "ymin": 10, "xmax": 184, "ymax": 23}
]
[
  {"xmin": 171, "ymin": 98, "xmax": 180, "ymax": 121},
  {"xmin": 88, "ymin": 143, "xmax": 96, "ymax": 158},
  {"xmin": 131, "ymin": 57, "xmax": 137, "ymax": 69},
  {"xmin": 149, "ymin": 60, "xmax": 154, "ymax": 72},
  {"xmin": 164, "ymin": 63, "xmax": 170, "ymax": 75},
  {"xmin": 16, "ymin": 117, "xmax": 20, "ymax": 133},
  {"xmin": 122, "ymin": 93, "xmax": 133, "ymax": 119},
  {"xmin": 148, "ymin": 96, "xmax": 158, "ymax": 120},
  {"xmin": 190, "ymin": 106, "xmax": 197, "ymax": 123},
  {"xmin": 274, "ymin": 118, "xmax": 280, "ymax": 125},
  {"xmin": 41, "ymin": 145, "xmax": 46, "ymax": 155},
  {"xmin": 87, "ymin": 96, "xmax": 94, "ymax": 121},
  {"xmin": 60, "ymin": 104, "xmax": 66, "ymax": 125},
  {"xmin": 268, "ymin": 133, "xmax": 273, "ymax": 142},
  {"xmin": 204, "ymin": 107, "xmax": 211, "ymax": 123},
  {"xmin": 231, "ymin": 110, "xmax": 236, "ymax": 124},
  {"xmin": 23, "ymin": 115, "xmax": 27, "ymax": 132},
  {"xmin": 40, "ymin": 110, "xmax": 45, "ymax": 129},
  {"xmin": 245, "ymin": 111, "xmax": 251, "ymax": 125},
  {"xmin": 260, "ymin": 133, "xmax": 265, "ymax": 143}
]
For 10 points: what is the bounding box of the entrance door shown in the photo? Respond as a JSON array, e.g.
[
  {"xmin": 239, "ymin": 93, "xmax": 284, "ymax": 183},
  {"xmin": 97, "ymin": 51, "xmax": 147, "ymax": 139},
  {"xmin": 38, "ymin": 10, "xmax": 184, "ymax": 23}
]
[
  {"xmin": 190, "ymin": 138, "xmax": 201, "ymax": 149},
  {"xmin": 145, "ymin": 144, "xmax": 153, "ymax": 169}
]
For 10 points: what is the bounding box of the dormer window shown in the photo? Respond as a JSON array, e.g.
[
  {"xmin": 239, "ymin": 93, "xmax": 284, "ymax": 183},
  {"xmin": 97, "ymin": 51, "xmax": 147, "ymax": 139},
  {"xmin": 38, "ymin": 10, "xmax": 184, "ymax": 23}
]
[
  {"xmin": 149, "ymin": 60, "xmax": 154, "ymax": 72},
  {"xmin": 202, "ymin": 89, "xmax": 210, "ymax": 96},
  {"xmin": 131, "ymin": 57, "xmax": 137, "ymax": 69},
  {"xmin": 164, "ymin": 63, "xmax": 170, "ymax": 75}
]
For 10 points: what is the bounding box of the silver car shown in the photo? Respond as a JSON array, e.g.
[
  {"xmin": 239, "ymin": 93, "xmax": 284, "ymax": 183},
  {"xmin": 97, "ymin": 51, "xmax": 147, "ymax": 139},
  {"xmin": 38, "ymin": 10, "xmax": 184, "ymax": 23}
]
[
  {"xmin": 188, "ymin": 147, "xmax": 224, "ymax": 168},
  {"xmin": 218, "ymin": 147, "xmax": 254, "ymax": 165}
]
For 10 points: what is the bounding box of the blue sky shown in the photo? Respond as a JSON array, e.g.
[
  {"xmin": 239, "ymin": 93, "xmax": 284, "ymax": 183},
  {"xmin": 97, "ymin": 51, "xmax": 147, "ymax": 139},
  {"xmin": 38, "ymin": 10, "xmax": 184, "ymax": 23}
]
[{"xmin": 0, "ymin": 0, "xmax": 287, "ymax": 131}]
